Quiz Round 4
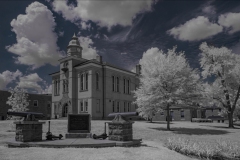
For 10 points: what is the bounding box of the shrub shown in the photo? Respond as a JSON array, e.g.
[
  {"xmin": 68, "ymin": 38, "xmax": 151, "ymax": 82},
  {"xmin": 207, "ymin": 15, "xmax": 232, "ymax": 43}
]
[{"xmin": 165, "ymin": 137, "xmax": 240, "ymax": 160}]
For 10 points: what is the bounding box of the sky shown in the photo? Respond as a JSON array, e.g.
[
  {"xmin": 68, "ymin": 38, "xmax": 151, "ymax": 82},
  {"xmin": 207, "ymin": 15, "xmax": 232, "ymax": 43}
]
[{"xmin": 1, "ymin": 0, "xmax": 240, "ymax": 94}]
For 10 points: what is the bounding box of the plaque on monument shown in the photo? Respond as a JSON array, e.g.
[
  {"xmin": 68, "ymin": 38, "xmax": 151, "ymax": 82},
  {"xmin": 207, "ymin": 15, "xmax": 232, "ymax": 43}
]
[{"xmin": 68, "ymin": 114, "xmax": 91, "ymax": 133}]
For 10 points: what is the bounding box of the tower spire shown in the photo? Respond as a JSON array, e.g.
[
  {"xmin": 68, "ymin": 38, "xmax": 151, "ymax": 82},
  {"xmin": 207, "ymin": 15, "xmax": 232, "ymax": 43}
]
[
  {"xmin": 67, "ymin": 33, "xmax": 82, "ymax": 58},
  {"xmin": 73, "ymin": 33, "xmax": 77, "ymax": 38}
]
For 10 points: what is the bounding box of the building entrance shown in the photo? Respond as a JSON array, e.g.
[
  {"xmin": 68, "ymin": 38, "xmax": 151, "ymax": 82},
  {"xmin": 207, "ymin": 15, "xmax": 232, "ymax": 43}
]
[{"xmin": 62, "ymin": 103, "xmax": 68, "ymax": 117}]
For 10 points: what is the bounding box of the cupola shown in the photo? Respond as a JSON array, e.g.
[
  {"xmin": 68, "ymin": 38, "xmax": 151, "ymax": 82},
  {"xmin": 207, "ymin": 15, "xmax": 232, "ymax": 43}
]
[{"xmin": 67, "ymin": 33, "xmax": 83, "ymax": 58}]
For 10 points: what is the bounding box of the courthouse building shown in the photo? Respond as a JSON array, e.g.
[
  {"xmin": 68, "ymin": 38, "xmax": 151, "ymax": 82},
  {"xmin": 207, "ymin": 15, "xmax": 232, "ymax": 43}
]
[{"xmin": 49, "ymin": 34, "xmax": 140, "ymax": 119}]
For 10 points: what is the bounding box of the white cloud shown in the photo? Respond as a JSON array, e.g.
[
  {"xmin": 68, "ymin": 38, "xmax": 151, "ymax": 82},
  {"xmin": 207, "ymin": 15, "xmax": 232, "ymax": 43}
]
[
  {"xmin": 168, "ymin": 16, "xmax": 223, "ymax": 41},
  {"xmin": 43, "ymin": 84, "xmax": 52, "ymax": 94},
  {"xmin": 51, "ymin": 0, "xmax": 154, "ymax": 29},
  {"xmin": 218, "ymin": 12, "xmax": 240, "ymax": 34},
  {"xmin": 140, "ymin": 47, "xmax": 160, "ymax": 65},
  {"xmin": 202, "ymin": 5, "xmax": 216, "ymax": 15},
  {"xmin": 18, "ymin": 73, "xmax": 51, "ymax": 94},
  {"xmin": 59, "ymin": 31, "xmax": 64, "ymax": 37},
  {"xmin": 81, "ymin": 21, "xmax": 91, "ymax": 30},
  {"xmin": 79, "ymin": 36, "xmax": 98, "ymax": 59},
  {"xmin": 0, "ymin": 70, "xmax": 22, "ymax": 89},
  {"xmin": 6, "ymin": 2, "xmax": 63, "ymax": 69},
  {"xmin": 121, "ymin": 52, "xmax": 127, "ymax": 55}
]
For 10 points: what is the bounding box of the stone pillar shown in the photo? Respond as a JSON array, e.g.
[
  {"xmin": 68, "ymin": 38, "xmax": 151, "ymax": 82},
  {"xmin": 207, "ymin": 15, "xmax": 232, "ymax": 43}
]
[
  {"xmin": 14, "ymin": 121, "xmax": 45, "ymax": 142},
  {"xmin": 108, "ymin": 115, "xmax": 133, "ymax": 141}
]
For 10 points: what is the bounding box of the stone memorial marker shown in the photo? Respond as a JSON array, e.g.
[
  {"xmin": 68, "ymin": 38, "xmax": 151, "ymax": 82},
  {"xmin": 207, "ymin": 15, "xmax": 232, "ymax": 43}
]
[
  {"xmin": 7, "ymin": 111, "xmax": 45, "ymax": 142},
  {"xmin": 66, "ymin": 114, "xmax": 92, "ymax": 138}
]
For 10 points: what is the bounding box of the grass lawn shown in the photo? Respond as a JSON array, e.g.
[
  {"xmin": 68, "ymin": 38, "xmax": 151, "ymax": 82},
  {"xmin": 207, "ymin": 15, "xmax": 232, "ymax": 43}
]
[{"xmin": 0, "ymin": 120, "xmax": 240, "ymax": 160}]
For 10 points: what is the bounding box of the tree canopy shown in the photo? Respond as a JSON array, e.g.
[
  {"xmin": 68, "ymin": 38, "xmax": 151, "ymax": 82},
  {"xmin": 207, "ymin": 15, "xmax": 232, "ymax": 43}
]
[
  {"xmin": 6, "ymin": 86, "xmax": 29, "ymax": 112},
  {"xmin": 199, "ymin": 42, "xmax": 240, "ymax": 128},
  {"xmin": 134, "ymin": 47, "xmax": 202, "ymax": 130}
]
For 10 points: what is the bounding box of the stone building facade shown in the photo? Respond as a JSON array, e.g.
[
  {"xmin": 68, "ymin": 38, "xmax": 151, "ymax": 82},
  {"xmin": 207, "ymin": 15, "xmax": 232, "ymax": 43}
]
[
  {"xmin": 0, "ymin": 90, "xmax": 52, "ymax": 120},
  {"xmin": 49, "ymin": 34, "xmax": 140, "ymax": 119}
]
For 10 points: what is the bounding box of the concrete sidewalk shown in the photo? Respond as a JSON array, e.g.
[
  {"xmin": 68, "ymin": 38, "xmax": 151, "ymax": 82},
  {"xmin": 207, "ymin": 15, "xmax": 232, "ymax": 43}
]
[{"xmin": 6, "ymin": 138, "xmax": 142, "ymax": 148}]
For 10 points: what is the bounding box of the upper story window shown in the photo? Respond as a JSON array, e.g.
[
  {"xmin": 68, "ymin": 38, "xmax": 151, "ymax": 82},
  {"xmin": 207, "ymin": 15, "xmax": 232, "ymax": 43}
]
[
  {"xmin": 112, "ymin": 76, "xmax": 120, "ymax": 93},
  {"xmin": 33, "ymin": 100, "xmax": 38, "ymax": 107},
  {"xmin": 54, "ymin": 79, "xmax": 60, "ymax": 96},
  {"xmin": 116, "ymin": 77, "xmax": 119, "ymax": 92},
  {"xmin": 123, "ymin": 78, "xmax": 131, "ymax": 94},
  {"xmin": 81, "ymin": 73, "xmax": 84, "ymax": 91},
  {"xmin": 124, "ymin": 102, "xmax": 126, "ymax": 112},
  {"xmin": 80, "ymin": 71, "xmax": 89, "ymax": 91},
  {"xmin": 123, "ymin": 79, "xmax": 126, "ymax": 94},
  {"xmin": 96, "ymin": 73, "xmax": 99, "ymax": 90},
  {"xmin": 63, "ymin": 79, "xmax": 68, "ymax": 93},
  {"xmin": 85, "ymin": 73, "xmax": 88, "ymax": 90},
  {"xmin": 112, "ymin": 76, "xmax": 115, "ymax": 92},
  {"xmin": 127, "ymin": 79, "xmax": 130, "ymax": 94}
]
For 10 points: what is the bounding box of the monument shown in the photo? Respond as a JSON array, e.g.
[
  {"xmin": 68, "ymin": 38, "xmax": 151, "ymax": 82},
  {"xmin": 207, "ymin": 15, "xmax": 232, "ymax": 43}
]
[
  {"xmin": 107, "ymin": 112, "xmax": 138, "ymax": 141},
  {"xmin": 65, "ymin": 114, "xmax": 92, "ymax": 138},
  {"xmin": 7, "ymin": 111, "xmax": 45, "ymax": 142}
]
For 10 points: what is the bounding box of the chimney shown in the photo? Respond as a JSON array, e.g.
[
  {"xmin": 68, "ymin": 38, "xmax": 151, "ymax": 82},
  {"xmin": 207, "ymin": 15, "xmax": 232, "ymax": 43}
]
[
  {"xmin": 96, "ymin": 55, "xmax": 102, "ymax": 63},
  {"xmin": 136, "ymin": 64, "xmax": 141, "ymax": 75}
]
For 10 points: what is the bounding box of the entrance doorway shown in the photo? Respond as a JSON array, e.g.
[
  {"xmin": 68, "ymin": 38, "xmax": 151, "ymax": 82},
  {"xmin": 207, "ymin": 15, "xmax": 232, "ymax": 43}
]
[{"xmin": 62, "ymin": 103, "xmax": 68, "ymax": 117}]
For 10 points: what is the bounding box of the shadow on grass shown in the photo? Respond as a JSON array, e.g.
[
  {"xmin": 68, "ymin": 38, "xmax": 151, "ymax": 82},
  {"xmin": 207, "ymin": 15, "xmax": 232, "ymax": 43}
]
[
  {"xmin": 146, "ymin": 121, "xmax": 174, "ymax": 124},
  {"xmin": 199, "ymin": 125, "xmax": 240, "ymax": 129},
  {"xmin": 149, "ymin": 127, "xmax": 229, "ymax": 135}
]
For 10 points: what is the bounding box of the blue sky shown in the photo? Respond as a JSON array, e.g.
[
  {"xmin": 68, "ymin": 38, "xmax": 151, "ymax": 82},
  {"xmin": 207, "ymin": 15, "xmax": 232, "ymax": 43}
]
[{"xmin": 1, "ymin": 0, "xmax": 240, "ymax": 94}]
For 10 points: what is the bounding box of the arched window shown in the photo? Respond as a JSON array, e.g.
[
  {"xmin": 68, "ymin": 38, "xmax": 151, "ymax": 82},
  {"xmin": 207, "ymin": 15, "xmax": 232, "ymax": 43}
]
[
  {"xmin": 116, "ymin": 77, "xmax": 119, "ymax": 92},
  {"xmin": 96, "ymin": 73, "xmax": 99, "ymax": 90},
  {"xmin": 80, "ymin": 73, "xmax": 84, "ymax": 91},
  {"xmin": 85, "ymin": 72, "xmax": 88, "ymax": 90}
]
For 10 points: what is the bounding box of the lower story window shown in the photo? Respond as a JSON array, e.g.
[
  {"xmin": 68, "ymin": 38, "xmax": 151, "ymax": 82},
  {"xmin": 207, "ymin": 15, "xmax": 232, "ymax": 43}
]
[
  {"xmin": 127, "ymin": 102, "xmax": 130, "ymax": 112},
  {"xmin": 181, "ymin": 110, "xmax": 184, "ymax": 118},
  {"xmin": 80, "ymin": 101, "xmax": 84, "ymax": 112},
  {"xmin": 85, "ymin": 100, "xmax": 88, "ymax": 112},
  {"xmin": 112, "ymin": 101, "xmax": 115, "ymax": 112}
]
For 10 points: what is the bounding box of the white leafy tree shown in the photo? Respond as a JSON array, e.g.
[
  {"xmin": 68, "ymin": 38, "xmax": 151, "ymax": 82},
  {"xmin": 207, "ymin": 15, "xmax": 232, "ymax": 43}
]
[
  {"xmin": 199, "ymin": 42, "xmax": 240, "ymax": 128},
  {"xmin": 134, "ymin": 47, "xmax": 202, "ymax": 130},
  {"xmin": 6, "ymin": 86, "xmax": 29, "ymax": 113}
]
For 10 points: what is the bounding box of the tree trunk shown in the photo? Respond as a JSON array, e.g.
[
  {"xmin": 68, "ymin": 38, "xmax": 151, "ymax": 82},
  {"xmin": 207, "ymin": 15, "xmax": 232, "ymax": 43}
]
[
  {"xmin": 228, "ymin": 110, "xmax": 234, "ymax": 128},
  {"xmin": 167, "ymin": 104, "xmax": 170, "ymax": 130}
]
